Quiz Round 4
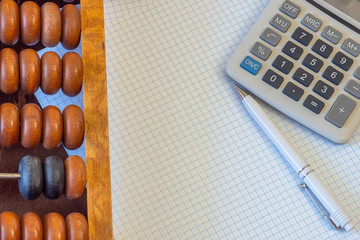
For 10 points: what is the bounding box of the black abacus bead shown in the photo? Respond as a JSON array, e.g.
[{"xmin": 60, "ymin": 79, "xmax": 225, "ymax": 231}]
[
  {"xmin": 18, "ymin": 155, "xmax": 43, "ymax": 200},
  {"xmin": 43, "ymin": 156, "xmax": 65, "ymax": 199}
]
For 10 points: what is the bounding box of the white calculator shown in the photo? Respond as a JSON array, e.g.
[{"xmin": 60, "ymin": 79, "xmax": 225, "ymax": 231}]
[{"xmin": 226, "ymin": 0, "xmax": 360, "ymax": 143}]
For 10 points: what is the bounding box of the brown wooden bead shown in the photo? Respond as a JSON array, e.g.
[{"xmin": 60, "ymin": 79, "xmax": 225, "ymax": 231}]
[
  {"xmin": 42, "ymin": 105, "xmax": 63, "ymax": 149},
  {"xmin": 41, "ymin": 2, "xmax": 61, "ymax": 47},
  {"xmin": 0, "ymin": 48, "xmax": 19, "ymax": 94},
  {"xmin": 0, "ymin": 212, "xmax": 20, "ymax": 240},
  {"xmin": 20, "ymin": 103, "xmax": 42, "ymax": 148},
  {"xmin": 61, "ymin": 4, "xmax": 81, "ymax": 50},
  {"xmin": 0, "ymin": 103, "xmax": 19, "ymax": 147},
  {"xmin": 41, "ymin": 52, "xmax": 62, "ymax": 95},
  {"xmin": 63, "ymin": 105, "xmax": 84, "ymax": 150},
  {"xmin": 20, "ymin": 49, "xmax": 40, "ymax": 95},
  {"xmin": 62, "ymin": 52, "xmax": 83, "ymax": 97},
  {"xmin": 20, "ymin": 1, "xmax": 40, "ymax": 46},
  {"xmin": 65, "ymin": 213, "xmax": 88, "ymax": 240},
  {"xmin": 21, "ymin": 212, "xmax": 43, "ymax": 240},
  {"xmin": 44, "ymin": 213, "xmax": 66, "ymax": 240},
  {"xmin": 65, "ymin": 155, "xmax": 87, "ymax": 199},
  {"xmin": 0, "ymin": 0, "xmax": 19, "ymax": 45}
]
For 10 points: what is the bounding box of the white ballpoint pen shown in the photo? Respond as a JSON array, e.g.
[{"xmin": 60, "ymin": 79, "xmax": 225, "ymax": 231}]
[{"xmin": 234, "ymin": 84, "xmax": 354, "ymax": 231}]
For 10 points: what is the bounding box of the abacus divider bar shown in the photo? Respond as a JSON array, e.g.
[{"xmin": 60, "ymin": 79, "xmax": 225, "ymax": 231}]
[{"xmin": 0, "ymin": 173, "xmax": 21, "ymax": 180}]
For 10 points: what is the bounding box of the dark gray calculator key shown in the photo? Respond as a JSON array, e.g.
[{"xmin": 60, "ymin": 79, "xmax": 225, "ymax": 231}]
[
  {"xmin": 332, "ymin": 52, "xmax": 353, "ymax": 71},
  {"xmin": 293, "ymin": 67, "xmax": 314, "ymax": 87},
  {"xmin": 280, "ymin": 1, "xmax": 301, "ymax": 19},
  {"xmin": 302, "ymin": 13, "xmax": 322, "ymax": 32},
  {"xmin": 326, "ymin": 94, "xmax": 356, "ymax": 128},
  {"xmin": 262, "ymin": 69, "xmax": 284, "ymax": 89},
  {"xmin": 260, "ymin": 27, "xmax": 281, "ymax": 46},
  {"xmin": 322, "ymin": 26, "xmax": 342, "ymax": 44},
  {"xmin": 282, "ymin": 82, "xmax": 304, "ymax": 101},
  {"xmin": 292, "ymin": 27, "xmax": 313, "ymax": 46},
  {"xmin": 302, "ymin": 53, "xmax": 323, "ymax": 73},
  {"xmin": 313, "ymin": 80, "xmax": 334, "ymax": 100},
  {"xmin": 345, "ymin": 79, "xmax": 360, "ymax": 99},
  {"xmin": 250, "ymin": 42, "xmax": 272, "ymax": 60},
  {"xmin": 342, "ymin": 38, "xmax": 360, "ymax": 57},
  {"xmin": 303, "ymin": 95, "xmax": 324, "ymax": 114},
  {"xmin": 354, "ymin": 66, "xmax": 360, "ymax": 80},
  {"xmin": 282, "ymin": 41, "xmax": 303, "ymax": 60},
  {"xmin": 272, "ymin": 55, "xmax": 294, "ymax": 74},
  {"xmin": 312, "ymin": 39, "xmax": 333, "ymax": 59},
  {"xmin": 322, "ymin": 66, "xmax": 344, "ymax": 85},
  {"xmin": 270, "ymin": 14, "xmax": 291, "ymax": 33}
]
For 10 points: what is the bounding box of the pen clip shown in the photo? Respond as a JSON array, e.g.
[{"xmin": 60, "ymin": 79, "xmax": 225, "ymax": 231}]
[{"xmin": 300, "ymin": 183, "xmax": 340, "ymax": 230}]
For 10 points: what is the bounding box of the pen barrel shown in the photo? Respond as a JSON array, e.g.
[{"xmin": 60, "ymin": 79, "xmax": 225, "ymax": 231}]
[{"xmin": 303, "ymin": 173, "xmax": 354, "ymax": 231}]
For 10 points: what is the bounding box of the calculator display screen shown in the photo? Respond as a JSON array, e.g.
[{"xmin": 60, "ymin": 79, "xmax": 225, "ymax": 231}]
[{"xmin": 323, "ymin": 0, "xmax": 360, "ymax": 22}]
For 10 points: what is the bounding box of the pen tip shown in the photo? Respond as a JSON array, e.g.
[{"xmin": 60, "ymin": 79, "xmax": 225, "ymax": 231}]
[{"xmin": 234, "ymin": 84, "xmax": 247, "ymax": 99}]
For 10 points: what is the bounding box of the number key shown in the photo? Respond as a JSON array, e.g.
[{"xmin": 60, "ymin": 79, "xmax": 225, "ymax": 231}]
[
  {"xmin": 313, "ymin": 80, "xmax": 334, "ymax": 99},
  {"xmin": 332, "ymin": 52, "xmax": 353, "ymax": 71},
  {"xmin": 303, "ymin": 53, "xmax": 323, "ymax": 73},
  {"xmin": 322, "ymin": 66, "xmax": 343, "ymax": 85},
  {"xmin": 262, "ymin": 69, "xmax": 284, "ymax": 89},
  {"xmin": 293, "ymin": 67, "xmax": 314, "ymax": 87},
  {"xmin": 272, "ymin": 55, "xmax": 294, "ymax": 74},
  {"xmin": 312, "ymin": 39, "xmax": 333, "ymax": 59},
  {"xmin": 292, "ymin": 27, "xmax": 313, "ymax": 46},
  {"xmin": 282, "ymin": 41, "xmax": 303, "ymax": 60}
]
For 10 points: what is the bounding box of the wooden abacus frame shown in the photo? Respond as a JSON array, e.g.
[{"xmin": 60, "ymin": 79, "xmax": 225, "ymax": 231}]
[{"xmin": 81, "ymin": 0, "xmax": 113, "ymax": 238}]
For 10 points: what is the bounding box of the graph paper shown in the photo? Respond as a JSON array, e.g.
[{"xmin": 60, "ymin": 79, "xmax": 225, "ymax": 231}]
[{"xmin": 104, "ymin": 0, "xmax": 360, "ymax": 239}]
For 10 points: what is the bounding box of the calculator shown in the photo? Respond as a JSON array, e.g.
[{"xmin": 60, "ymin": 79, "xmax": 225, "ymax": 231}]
[{"xmin": 226, "ymin": 0, "xmax": 360, "ymax": 143}]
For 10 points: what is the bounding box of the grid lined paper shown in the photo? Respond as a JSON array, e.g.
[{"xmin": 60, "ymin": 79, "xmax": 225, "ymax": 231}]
[{"xmin": 104, "ymin": 0, "xmax": 360, "ymax": 239}]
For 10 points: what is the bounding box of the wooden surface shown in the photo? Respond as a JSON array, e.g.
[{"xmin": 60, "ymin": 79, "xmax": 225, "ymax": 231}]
[{"xmin": 81, "ymin": 0, "xmax": 113, "ymax": 238}]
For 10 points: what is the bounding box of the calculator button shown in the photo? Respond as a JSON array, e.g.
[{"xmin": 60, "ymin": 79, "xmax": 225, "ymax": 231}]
[
  {"xmin": 354, "ymin": 66, "xmax": 360, "ymax": 80},
  {"xmin": 282, "ymin": 82, "xmax": 304, "ymax": 101},
  {"xmin": 301, "ymin": 13, "xmax": 322, "ymax": 32},
  {"xmin": 302, "ymin": 53, "xmax": 323, "ymax": 73},
  {"xmin": 322, "ymin": 26, "xmax": 342, "ymax": 44},
  {"xmin": 280, "ymin": 1, "xmax": 301, "ymax": 19},
  {"xmin": 332, "ymin": 52, "xmax": 353, "ymax": 71},
  {"xmin": 282, "ymin": 41, "xmax": 303, "ymax": 60},
  {"xmin": 260, "ymin": 27, "xmax": 281, "ymax": 46},
  {"xmin": 312, "ymin": 39, "xmax": 333, "ymax": 59},
  {"xmin": 345, "ymin": 80, "xmax": 360, "ymax": 99},
  {"xmin": 250, "ymin": 42, "xmax": 272, "ymax": 60},
  {"xmin": 342, "ymin": 38, "xmax": 360, "ymax": 57},
  {"xmin": 293, "ymin": 67, "xmax": 314, "ymax": 87},
  {"xmin": 326, "ymin": 94, "xmax": 356, "ymax": 128},
  {"xmin": 292, "ymin": 27, "xmax": 313, "ymax": 46},
  {"xmin": 313, "ymin": 80, "xmax": 334, "ymax": 100},
  {"xmin": 272, "ymin": 55, "xmax": 294, "ymax": 74},
  {"xmin": 303, "ymin": 95, "xmax": 324, "ymax": 114},
  {"xmin": 270, "ymin": 14, "xmax": 291, "ymax": 33},
  {"xmin": 241, "ymin": 56, "xmax": 262, "ymax": 75},
  {"xmin": 262, "ymin": 69, "xmax": 283, "ymax": 89},
  {"xmin": 322, "ymin": 66, "xmax": 343, "ymax": 85}
]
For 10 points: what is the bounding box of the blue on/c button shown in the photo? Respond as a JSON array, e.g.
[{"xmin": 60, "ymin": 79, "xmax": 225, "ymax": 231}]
[{"xmin": 241, "ymin": 56, "xmax": 262, "ymax": 75}]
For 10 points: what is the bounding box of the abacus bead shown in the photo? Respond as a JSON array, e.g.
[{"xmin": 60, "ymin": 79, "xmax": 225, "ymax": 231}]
[
  {"xmin": 21, "ymin": 212, "xmax": 43, "ymax": 240},
  {"xmin": 63, "ymin": 105, "xmax": 84, "ymax": 150},
  {"xmin": 0, "ymin": 0, "xmax": 19, "ymax": 45},
  {"xmin": 65, "ymin": 155, "xmax": 86, "ymax": 200},
  {"xmin": 65, "ymin": 213, "xmax": 88, "ymax": 240},
  {"xmin": 18, "ymin": 156, "xmax": 43, "ymax": 200},
  {"xmin": 0, "ymin": 48, "xmax": 19, "ymax": 94},
  {"xmin": 20, "ymin": 49, "xmax": 40, "ymax": 95},
  {"xmin": 20, "ymin": 103, "xmax": 42, "ymax": 148},
  {"xmin": 20, "ymin": 1, "xmax": 40, "ymax": 46},
  {"xmin": 0, "ymin": 212, "xmax": 20, "ymax": 240},
  {"xmin": 41, "ymin": 2, "xmax": 61, "ymax": 47},
  {"xmin": 42, "ymin": 105, "xmax": 63, "ymax": 149},
  {"xmin": 44, "ymin": 213, "xmax": 65, "ymax": 240},
  {"xmin": 61, "ymin": 4, "xmax": 81, "ymax": 50},
  {"xmin": 0, "ymin": 103, "xmax": 19, "ymax": 147},
  {"xmin": 41, "ymin": 52, "xmax": 62, "ymax": 95},
  {"xmin": 43, "ymin": 156, "xmax": 65, "ymax": 199},
  {"xmin": 62, "ymin": 52, "xmax": 83, "ymax": 97}
]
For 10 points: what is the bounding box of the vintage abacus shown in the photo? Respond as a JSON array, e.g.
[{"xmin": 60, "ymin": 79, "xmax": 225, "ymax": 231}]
[{"xmin": 0, "ymin": 0, "xmax": 112, "ymax": 239}]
